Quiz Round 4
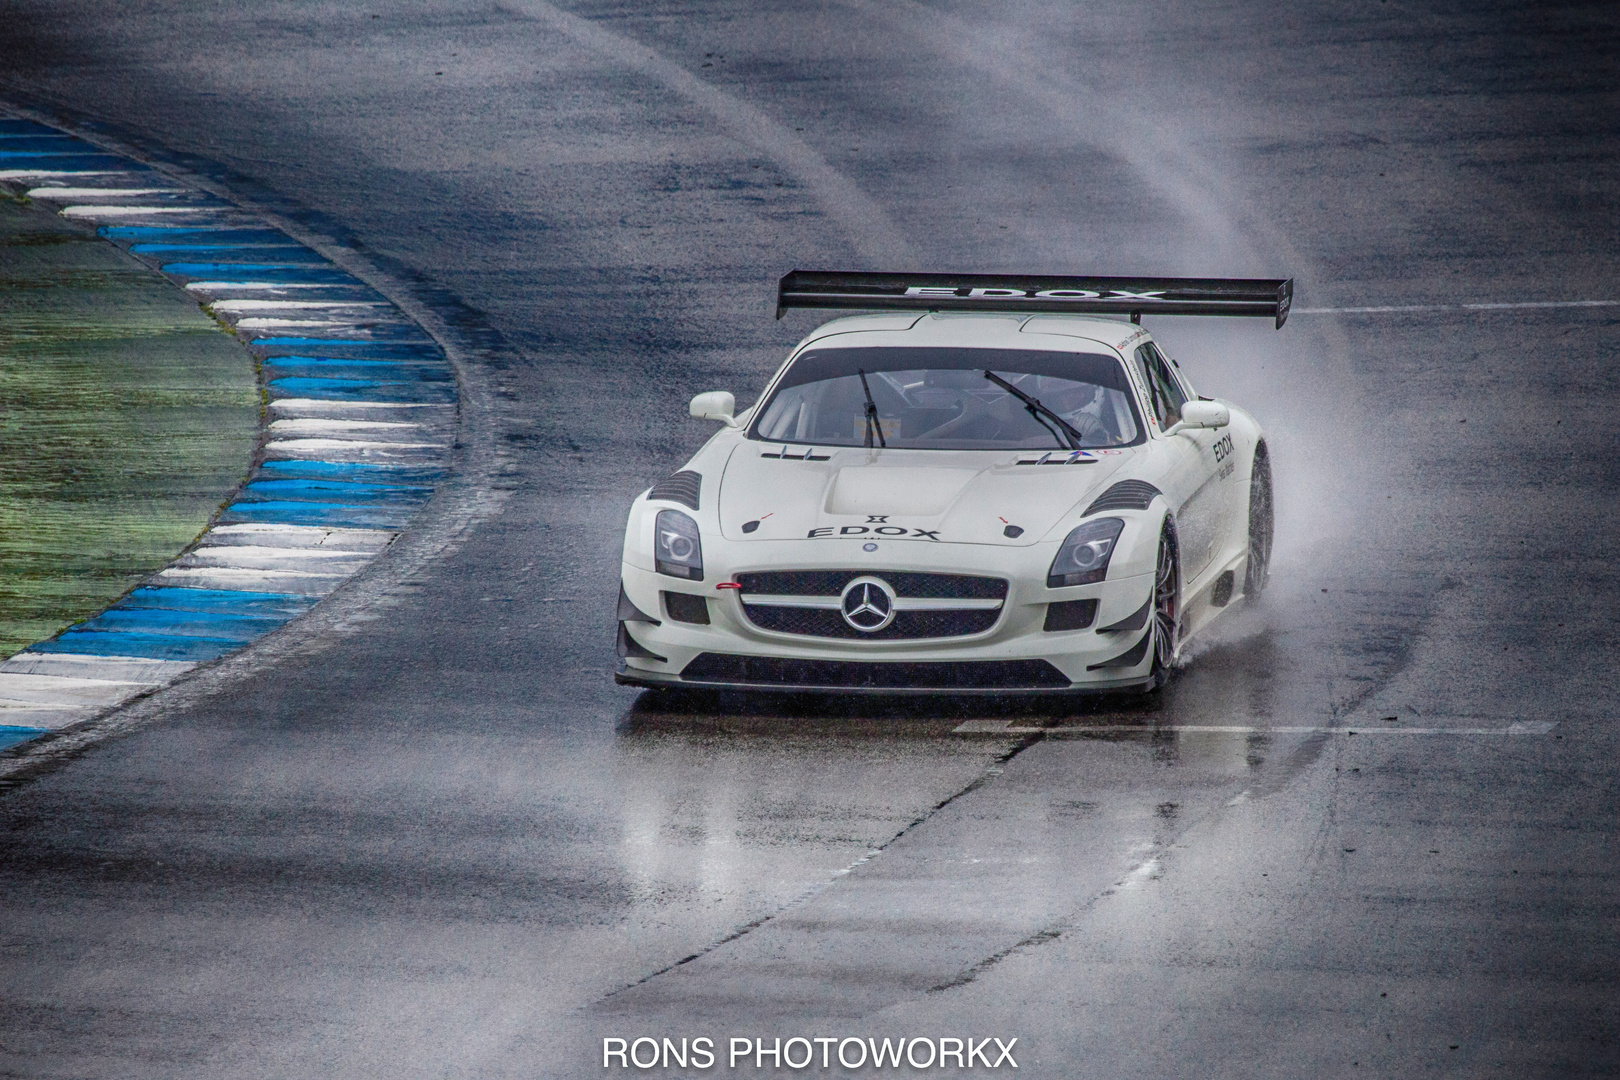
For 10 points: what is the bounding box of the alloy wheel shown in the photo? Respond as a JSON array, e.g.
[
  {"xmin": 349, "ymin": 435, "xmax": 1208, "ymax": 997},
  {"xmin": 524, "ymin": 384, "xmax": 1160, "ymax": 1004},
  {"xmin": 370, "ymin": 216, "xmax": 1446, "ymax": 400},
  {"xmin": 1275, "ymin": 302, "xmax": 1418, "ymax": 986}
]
[
  {"xmin": 1152, "ymin": 518, "xmax": 1180, "ymax": 677},
  {"xmin": 1245, "ymin": 444, "xmax": 1274, "ymax": 603}
]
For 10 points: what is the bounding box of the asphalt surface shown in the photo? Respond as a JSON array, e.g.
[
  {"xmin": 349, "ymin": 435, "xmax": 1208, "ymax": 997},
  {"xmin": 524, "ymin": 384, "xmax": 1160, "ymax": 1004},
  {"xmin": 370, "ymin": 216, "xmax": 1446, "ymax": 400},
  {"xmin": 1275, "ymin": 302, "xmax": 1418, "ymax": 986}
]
[{"xmin": 1, "ymin": 2, "xmax": 1617, "ymax": 1077}]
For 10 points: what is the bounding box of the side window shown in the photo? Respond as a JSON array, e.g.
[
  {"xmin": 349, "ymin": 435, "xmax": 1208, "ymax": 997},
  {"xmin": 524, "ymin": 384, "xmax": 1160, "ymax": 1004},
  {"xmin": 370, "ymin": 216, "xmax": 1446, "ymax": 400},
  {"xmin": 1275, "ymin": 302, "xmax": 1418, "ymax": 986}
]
[
  {"xmin": 1159, "ymin": 344, "xmax": 1193, "ymax": 397},
  {"xmin": 1134, "ymin": 343, "xmax": 1188, "ymax": 429}
]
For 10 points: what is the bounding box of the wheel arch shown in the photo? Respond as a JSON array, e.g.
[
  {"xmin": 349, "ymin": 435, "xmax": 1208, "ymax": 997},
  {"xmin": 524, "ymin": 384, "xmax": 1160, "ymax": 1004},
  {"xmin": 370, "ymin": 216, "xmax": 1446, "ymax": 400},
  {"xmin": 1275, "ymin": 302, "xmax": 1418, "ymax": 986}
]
[
  {"xmin": 1103, "ymin": 497, "xmax": 1175, "ymax": 582},
  {"xmin": 1216, "ymin": 402, "xmax": 1267, "ymax": 480}
]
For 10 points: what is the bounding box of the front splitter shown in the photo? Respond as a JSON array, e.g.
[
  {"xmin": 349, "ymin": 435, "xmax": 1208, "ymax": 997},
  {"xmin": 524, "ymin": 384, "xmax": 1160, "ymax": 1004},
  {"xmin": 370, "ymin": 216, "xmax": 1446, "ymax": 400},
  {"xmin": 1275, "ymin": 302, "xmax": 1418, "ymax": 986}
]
[{"xmin": 614, "ymin": 666, "xmax": 1155, "ymax": 696}]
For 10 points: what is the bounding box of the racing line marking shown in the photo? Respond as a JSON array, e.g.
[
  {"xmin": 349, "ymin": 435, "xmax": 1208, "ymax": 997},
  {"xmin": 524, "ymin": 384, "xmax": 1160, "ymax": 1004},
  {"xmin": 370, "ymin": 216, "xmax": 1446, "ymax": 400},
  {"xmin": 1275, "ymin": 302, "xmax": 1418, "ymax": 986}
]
[
  {"xmin": 953, "ymin": 720, "xmax": 1559, "ymax": 736},
  {"xmin": 1293, "ymin": 300, "xmax": 1618, "ymax": 316}
]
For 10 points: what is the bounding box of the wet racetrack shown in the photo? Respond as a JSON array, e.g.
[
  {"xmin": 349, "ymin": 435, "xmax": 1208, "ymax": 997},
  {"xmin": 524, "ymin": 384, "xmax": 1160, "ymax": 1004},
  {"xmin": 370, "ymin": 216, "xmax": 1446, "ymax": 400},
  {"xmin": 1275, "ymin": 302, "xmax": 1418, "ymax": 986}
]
[{"xmin": 1, "ymin": 2, "xmax": 1617, "ymax": 1076}]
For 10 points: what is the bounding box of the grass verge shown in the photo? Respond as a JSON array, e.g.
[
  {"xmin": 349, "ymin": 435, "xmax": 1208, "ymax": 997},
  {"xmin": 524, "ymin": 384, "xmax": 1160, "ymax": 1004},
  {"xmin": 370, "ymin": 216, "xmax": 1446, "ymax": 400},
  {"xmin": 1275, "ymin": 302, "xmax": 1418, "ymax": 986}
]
[{"xmin": 0, "ymin": 195, "xmax": 258, "ymax": 658}]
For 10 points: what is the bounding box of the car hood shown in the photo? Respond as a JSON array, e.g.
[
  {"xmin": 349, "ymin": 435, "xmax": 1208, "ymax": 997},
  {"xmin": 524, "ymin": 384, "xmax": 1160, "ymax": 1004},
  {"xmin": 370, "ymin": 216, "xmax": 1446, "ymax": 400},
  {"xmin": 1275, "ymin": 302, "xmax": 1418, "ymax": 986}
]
[{"xmin": 715, "ymin": 443, "xmax": 1139, "ymax": 546}]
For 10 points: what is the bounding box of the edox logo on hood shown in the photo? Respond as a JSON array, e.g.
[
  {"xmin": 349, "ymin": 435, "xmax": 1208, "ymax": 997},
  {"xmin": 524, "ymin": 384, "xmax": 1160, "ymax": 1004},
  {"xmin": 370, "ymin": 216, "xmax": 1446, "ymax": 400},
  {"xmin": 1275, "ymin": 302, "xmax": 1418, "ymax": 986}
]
[{"xmin": 717, "ymin": 445, "xmax": 1135, "ymax": 546}]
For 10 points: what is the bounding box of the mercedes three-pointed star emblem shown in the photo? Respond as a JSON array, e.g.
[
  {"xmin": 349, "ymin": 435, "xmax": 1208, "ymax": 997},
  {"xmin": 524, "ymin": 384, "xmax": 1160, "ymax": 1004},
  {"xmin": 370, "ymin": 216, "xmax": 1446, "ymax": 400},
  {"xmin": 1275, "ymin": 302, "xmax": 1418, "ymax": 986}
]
[{"xmin": 840, "ymin": 576, "xmax": 897, "ymax": 632}]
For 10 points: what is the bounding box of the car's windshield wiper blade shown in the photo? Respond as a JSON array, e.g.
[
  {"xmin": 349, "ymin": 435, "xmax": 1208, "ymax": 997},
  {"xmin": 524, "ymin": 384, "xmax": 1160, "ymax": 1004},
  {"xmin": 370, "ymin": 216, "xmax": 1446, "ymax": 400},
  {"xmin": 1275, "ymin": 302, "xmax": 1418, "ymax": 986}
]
[
  {"xmin": 983, "ymin": 370, "xmax": 1081, "ymax": 450},
  {"xmin": 857, "ymin": 368, "xmax": 886, "ymax": 448}
]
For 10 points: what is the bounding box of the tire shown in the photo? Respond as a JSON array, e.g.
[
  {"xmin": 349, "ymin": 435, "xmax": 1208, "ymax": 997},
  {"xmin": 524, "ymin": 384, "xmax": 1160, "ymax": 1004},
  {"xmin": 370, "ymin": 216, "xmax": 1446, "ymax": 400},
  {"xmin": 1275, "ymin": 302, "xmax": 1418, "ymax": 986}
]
[
  {"xmin": 1150, "ymin": 516, "xmax": 1181, "ymax": 688},
  {"xmin": 1244, "ymin": 443, "xmax": 1274, "ymax": 604}
]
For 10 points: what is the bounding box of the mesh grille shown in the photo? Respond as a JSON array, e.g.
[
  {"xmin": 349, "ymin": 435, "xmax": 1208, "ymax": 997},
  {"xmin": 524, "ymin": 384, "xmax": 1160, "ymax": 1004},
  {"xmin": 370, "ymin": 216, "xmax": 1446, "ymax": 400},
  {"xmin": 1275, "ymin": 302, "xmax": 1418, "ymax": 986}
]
[
  {"xmin": 742, "ymin": 604, "xmax": 998, "ymax": 640},
  {"xmin": 663, "ymin": 591, "xmax": 710, "ymax": 625},
  {"xmin": 678, "ymin": 654, "xmax": 1071, "ymax": 690},
  {"xmin": 736, "ymin": 570, "xmax": 1006, "ymax": 599},
  {"xmin": 1084, "ymin": 479, "xmax": 1161, "ymax": 514},
  {"xmin": 1043, "ymin": 598, "xmax": 1098, "ymax": 631},
  {"xmin": 648, "ymin": 470, "xmax": 702, "ymax": 511}
]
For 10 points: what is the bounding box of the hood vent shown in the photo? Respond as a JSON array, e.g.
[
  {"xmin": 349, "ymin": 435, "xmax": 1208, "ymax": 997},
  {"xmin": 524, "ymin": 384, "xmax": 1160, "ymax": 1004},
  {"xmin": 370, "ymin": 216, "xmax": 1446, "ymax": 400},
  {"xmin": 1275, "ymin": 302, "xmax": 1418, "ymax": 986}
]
[
  {"xmin": 648, "ymin": 470, "xmax": 701, "ymax": 511},
  {"xmin": 1084, "ymin": 479, "xmax": 1161, "ymax": 515},
  {"xmin": 760, "ymin": 447, "xmax": 831, "ymax": 461},
  {"xmin": 1016, "ymin": 451, "xmax": 1099, "ymax": 466}
]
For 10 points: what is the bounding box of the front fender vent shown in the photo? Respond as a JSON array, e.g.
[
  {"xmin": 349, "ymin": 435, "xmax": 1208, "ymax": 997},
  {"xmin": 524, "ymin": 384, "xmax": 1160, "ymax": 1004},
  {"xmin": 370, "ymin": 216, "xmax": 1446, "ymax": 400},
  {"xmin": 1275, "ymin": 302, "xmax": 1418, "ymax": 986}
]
[
  {"xmin": 1084, "ymin": 479, "xmax": 1161, "ymax": 515},
  {"xmin": 648, "ymin": 470, "xmax": 701, "ymax": 511}
]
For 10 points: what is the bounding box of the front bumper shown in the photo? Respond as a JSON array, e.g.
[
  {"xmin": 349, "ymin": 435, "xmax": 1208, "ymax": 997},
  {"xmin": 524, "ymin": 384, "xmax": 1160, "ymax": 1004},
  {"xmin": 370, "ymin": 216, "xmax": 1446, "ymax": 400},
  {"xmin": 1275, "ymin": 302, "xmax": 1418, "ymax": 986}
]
[{"xmin": 615, "ymin": 539, "xmax": 1158, "ymax": 694}]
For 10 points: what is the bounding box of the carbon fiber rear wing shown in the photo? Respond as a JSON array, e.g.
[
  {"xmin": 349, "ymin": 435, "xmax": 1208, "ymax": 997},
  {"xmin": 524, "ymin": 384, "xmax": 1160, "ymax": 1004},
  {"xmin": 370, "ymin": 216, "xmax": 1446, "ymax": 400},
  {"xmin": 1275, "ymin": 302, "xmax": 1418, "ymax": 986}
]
[{"xmin": 776, "ymin": 271, "xmax": 1294, "ymax": 328}]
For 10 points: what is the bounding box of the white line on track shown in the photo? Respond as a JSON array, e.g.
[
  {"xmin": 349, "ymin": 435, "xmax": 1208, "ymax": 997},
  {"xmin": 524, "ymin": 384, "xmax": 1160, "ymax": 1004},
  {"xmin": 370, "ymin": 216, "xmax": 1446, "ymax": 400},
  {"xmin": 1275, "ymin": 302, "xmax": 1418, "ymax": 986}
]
[
  {"xmin": 263, "ymin": 437, "xmax": 444, "ymax": 453},
  {"xmin": 0, "ymin": 674, "xmax": 150, "ymax": 709},
  {"xmin": 154, "ymin": 565, "xmax": 351, "ymax": 581},
  {"xmin": 954, "ymin": 720, "xmax": 1559, "ymax": 735},
  {"xmin": 179, "ymin": 545, "xmax": 377, "ymax": 565},
  {"xmin": 0, "ymin": 653, "xmax": 197, "ymax": 681},
  {"xmin": 27, "ymin": 187, "xmax": 183, "ymax": 198},
  {"xmin": 185, "ymin": 282, "xmax": 365, "ymax": 292},
  {"xmin": 269, "ymin": 399, "xmax": 450, "ymax": 413},
  {"xmin": 233, "ymin": 318, "xmax": 377, "ymax": 328},
  {"xmin": 208, "ymin": 299, "xmax": 388, "ymax": 312},
  {"xmin": 1293, "ymin": 300, "xmax": 1618, "ymax": 315},
  {"xmin": 59, "ymin": 205, "xmax": 221, "ymax": 217},
  {"xmin": 267, "ymin": 418, "xmax": 422, "ymax": 433},
  {"xmin": 0, "ymin": 170, "xmax": 122, "ymax": 179},
  {"xmin": 1115, "ymin": 856, "xmax": 1162, "ymax": 890},
  {"xmin": 204, "ymin": 523, "xmax": 396, "ymax": 549}
]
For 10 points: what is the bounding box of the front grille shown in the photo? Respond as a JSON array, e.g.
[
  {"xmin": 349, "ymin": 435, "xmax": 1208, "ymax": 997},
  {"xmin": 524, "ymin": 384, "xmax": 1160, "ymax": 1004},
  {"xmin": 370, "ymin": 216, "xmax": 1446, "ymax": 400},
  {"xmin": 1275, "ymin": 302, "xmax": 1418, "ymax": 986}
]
[
  {"xmin": 735, "ymin": 569, "xmax": 1006, "ymax": 641},
  {"xmin": 735, "ymin": 570, "xmax": 1006, "ymax": 600},
  {"xmin": 678, "ymin": 653, "xmax": 1071, "ymax": 690},
  {"xmin": 743, "ymin": 605, "xmax": 998, "ymax": 640}
]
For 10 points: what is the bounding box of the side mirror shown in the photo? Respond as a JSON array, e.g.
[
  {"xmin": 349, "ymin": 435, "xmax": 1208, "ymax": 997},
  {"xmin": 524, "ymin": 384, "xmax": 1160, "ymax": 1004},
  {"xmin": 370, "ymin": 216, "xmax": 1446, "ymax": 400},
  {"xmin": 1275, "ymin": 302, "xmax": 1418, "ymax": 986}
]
[
  {"xmin": 1173, "ymin": 400, "xmax": 1229, "ymax": 431},
  {"xmin": 689, "ymin": 390, "xmax": 738, "ymax": 427}
]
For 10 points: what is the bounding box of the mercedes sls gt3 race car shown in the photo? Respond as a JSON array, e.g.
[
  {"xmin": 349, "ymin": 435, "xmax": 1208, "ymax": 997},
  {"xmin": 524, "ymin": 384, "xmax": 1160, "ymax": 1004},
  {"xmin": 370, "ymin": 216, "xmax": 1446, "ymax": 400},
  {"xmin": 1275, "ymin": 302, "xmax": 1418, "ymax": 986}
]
[{"xmin": 616, "ymin": 271, "xmax": 1289, "ymax": 694}]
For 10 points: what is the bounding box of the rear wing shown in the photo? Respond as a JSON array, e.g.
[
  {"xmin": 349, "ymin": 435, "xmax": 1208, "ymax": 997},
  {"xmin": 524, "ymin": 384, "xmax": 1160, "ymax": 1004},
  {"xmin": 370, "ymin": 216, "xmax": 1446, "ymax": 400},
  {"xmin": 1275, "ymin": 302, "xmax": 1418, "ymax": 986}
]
[{"xmin": 777, "ymin": 271, "xmax": 1293, "ymax": 328}]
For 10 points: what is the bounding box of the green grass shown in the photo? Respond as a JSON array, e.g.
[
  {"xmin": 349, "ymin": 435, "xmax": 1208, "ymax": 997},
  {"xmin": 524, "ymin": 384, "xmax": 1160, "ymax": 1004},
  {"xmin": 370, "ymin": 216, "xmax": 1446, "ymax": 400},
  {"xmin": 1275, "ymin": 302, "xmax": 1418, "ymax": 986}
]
[{"xmin": 0, "ymin": 197, "xmax": 258, "ymax": 658}]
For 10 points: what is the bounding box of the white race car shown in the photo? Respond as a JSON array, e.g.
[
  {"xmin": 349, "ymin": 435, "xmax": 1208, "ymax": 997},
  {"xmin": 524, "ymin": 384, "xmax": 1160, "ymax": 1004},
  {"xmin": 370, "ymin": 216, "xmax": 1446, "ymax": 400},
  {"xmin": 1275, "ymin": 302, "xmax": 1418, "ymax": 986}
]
[{"xmin": 616, "ymin": 272, "xmax": 1289, "ymax": 694}]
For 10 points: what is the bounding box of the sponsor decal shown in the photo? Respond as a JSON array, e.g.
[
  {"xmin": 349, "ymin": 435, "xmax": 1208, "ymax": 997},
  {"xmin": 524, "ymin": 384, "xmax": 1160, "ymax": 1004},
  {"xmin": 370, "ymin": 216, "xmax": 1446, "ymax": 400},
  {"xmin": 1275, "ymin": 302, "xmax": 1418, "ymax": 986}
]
[
  {"xmin": 807, "ymin": 525, "xmax": 941, "ymax": 541},
  {"xmin": 1016, "ymin": 449, "xmax": 1096, "ymax": 465},
  {"xmin": 1212, "ymin": 434, "xmax": 1237, "ymax": 480},
  {"xmin": 904, "ymin": 285, "xmax": 1166, "ymax": 303}
]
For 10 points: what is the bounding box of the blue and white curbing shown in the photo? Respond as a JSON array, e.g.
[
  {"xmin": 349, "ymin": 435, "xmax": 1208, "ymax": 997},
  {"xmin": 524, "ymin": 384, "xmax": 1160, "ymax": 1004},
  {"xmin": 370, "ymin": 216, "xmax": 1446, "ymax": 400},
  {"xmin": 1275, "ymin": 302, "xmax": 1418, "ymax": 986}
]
[{"xmin": 0, "ymin": 116, "xmax": 457, "ymax": 751}]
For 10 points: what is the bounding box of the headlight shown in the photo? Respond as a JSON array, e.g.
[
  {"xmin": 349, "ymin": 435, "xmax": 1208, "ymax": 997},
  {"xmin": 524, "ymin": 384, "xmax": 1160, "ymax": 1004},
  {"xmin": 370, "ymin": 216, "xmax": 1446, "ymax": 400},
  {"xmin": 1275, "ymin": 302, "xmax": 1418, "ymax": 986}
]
[
  {"xmin": 1047, "ymin": 517, "xmax": 1125, "ymax": 587},
  {"xmin": 654, "ymin": 509, "xmax": 703, "ymax": 580}
]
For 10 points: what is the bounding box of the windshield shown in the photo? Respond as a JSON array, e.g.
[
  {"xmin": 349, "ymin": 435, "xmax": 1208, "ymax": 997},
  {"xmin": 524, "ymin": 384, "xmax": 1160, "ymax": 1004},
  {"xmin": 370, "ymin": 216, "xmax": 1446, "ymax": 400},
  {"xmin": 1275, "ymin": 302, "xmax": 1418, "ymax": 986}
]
[{"xmin": 750, "ymin": 347, "xmax": 1143, "ymax": 450}]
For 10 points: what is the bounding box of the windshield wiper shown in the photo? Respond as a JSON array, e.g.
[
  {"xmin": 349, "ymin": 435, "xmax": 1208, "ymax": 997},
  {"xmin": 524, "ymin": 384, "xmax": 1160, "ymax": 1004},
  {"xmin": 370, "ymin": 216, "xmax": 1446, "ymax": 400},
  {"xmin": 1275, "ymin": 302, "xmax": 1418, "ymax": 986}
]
[
  {"xmin": 982, "ymin": 370, "xmax": 1082, "ymax": 450},
  {"xmin": 857, "ymin": 368, "xmax": 887, "ymax": 448}
]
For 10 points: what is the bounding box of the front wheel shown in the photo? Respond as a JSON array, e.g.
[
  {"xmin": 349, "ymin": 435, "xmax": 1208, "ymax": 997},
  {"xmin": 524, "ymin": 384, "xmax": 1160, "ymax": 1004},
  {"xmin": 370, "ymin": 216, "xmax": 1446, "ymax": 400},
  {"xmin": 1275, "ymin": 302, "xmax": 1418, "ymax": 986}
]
[
  {"xmin": 1150, "ymin": 517, "xmax": 1181, "ymax": 687},
  {"xmin": 1244, "ymin": 443, "xmax": 1274, "ymax": 604}
]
